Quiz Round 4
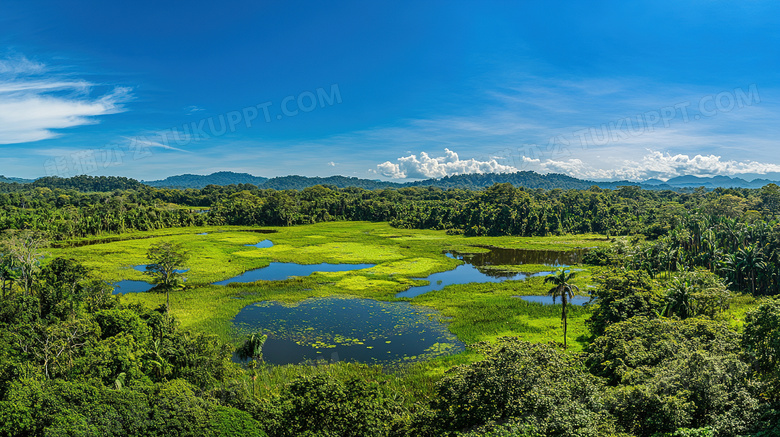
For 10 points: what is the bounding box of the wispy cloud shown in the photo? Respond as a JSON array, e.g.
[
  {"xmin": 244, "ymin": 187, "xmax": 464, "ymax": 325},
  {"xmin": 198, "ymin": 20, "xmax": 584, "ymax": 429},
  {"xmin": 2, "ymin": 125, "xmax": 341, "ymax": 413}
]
[
  {"xmin": 124, "ymin": 136, "xmax": 189, "ymax": 153},
  {"xmin": 184, "ymin": 105, "xmax": 204, "ymax": 115},
  {"xmin": 0, "ymin": 55, "xmax": 132, "ymax": 145}
]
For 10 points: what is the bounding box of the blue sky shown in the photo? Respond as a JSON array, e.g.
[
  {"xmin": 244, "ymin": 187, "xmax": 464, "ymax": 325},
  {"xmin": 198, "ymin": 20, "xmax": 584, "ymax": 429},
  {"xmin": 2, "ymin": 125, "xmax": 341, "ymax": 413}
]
[{"xmin": 1, "ymin": 0, "xmax": 778, "ymax": 181}]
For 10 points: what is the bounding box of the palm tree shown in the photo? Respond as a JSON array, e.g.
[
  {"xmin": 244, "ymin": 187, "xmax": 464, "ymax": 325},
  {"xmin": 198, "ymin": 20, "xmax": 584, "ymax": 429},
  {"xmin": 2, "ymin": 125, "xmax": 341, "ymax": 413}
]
[
  {"xmin": 663, "ymin": 276, "xmax": 695, "ymax": 318},
  {"xmin": 736, "ymin": 243, "xmax": 766, "ymax": 295},
  {"xmin": 544, "ymin": 268, "xmax": 580, "ymax": 349}
]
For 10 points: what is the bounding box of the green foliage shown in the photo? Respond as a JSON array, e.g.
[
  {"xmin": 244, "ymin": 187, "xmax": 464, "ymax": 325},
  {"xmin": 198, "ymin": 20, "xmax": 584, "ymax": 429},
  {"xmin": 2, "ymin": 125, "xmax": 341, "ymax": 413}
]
[
  {"xmin": 38, "ymin": 257, "xmax": 89, "ymax": 320},
  {"xmin": 742, "ymin": 297, "xmax": 780, "ymax": 401},
  {"xmin": 544, "ymin": 268, "xmax": 580, "ymax": 348},
  {"xmin": 586, "ymin": 317, "xmax": 740, "ymax": 385},
  {"xmin": 606, "ymin": 350, "xmax": 759, "ymax": 437},
  {"xmin": 236, "ymin": 332, "xmax": 267, "ymax": 361},
  {"xmin": 587, "ymin": 269, "xmax": 663, "ymax": 337},
  {"xmin": 260, "ymin": 373, "xmax": 401, "ymax": 437},
  {"xmin": 422, "ymin": 338, "xmax": 615, "ymax": 436},
  {"xmin": 145, "ymin": 241, "xmax": 189, "ymax": 291}
]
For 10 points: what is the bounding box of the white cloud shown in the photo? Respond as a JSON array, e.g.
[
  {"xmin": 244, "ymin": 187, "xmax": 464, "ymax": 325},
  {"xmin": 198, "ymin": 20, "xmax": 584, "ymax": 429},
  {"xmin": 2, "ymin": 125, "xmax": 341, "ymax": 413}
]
[
  {"xmin": 375, "ymin": 149, "xmax": 780, "ymax": 182},
  {"xmin": 376, "ymin": 148, "xmax": 519, "ymax": 179},
  {"xmin": 327, "ymin": 161, "xmax": 337, "ymax": 167},
  {"xmin": 536, "ymin": 151, "xmax": 780, "ymax": 181},
  {"xmin": 0, "ymin": 56, "xmax": 132, "ymax": 145}
]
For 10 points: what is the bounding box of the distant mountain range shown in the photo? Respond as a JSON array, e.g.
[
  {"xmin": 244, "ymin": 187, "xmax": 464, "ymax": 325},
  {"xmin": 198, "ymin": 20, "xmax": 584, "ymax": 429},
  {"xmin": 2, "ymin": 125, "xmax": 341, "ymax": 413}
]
[
  {"xmin": 143, "ymin": 171, "xmax": 780, "ymax": 191},
  {"xmin": 0, "ymin": 175, "xmax": 33, "ymax": 184},
  {"xmin": 3, "ymin": 171, "xmax": 780, "ymax": 191},
  {"xmin": 143, "ymin": 171, "xmax": 269, "ymax": 188}
]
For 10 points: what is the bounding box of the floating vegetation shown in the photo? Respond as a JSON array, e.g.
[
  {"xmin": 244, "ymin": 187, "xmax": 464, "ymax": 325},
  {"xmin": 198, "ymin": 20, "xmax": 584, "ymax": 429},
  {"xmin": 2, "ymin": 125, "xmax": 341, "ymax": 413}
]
[
  {"xmin": 232, "ymin": 297, "xmax": 464, "ymax": 365},
  {"xmin": 214, "ymin": 262, "xmax": 376, "ymax": 285}
]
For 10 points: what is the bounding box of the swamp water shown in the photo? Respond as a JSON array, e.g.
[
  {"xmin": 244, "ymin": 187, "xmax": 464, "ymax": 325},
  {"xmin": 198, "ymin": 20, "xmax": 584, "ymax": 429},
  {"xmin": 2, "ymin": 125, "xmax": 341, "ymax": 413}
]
[
  {"xmin": 396, "ymin": 247, "xmax": 585, "ymax": 298},
  {"xmin": 112, "ymin": 280, "xmax": 155, "ymax": 294},
  {"xmin": 232, "ymin": 297, "xmax": 464, "ymax": 365},
  {"xmin": 245, "ymin": 239, "xmax": 273, "ymax": 248}
]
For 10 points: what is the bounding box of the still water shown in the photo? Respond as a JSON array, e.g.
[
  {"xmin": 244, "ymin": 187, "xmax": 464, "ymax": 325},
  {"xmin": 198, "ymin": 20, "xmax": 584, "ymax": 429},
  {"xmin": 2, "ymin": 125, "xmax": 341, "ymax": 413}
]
[
  {"xmin": 396, "ymin": 246, "xmax": 585, "ymax": 298},
  {"xmin": 232, "ymin": 297, "xmax": 464, "ymax": 365}
]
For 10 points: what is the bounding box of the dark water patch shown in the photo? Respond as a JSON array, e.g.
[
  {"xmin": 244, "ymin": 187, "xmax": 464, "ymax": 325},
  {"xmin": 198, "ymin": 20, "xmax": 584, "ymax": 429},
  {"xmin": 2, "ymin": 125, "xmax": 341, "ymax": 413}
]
[
  {"xmin": 112, "ymin": 280, "xmax": 155, "ymax": 294},
  {"xmin": 453, "ymin": 246, "xmax": 586, "ymax": 267},
  {"xmin": 246, "ymin": 239, "xmax": 273, "ymax": 248},
  {"xmin": 397, "ymin": 259, "xmax": 551, "ymax": 298},
  {"xmin": 232, "ymin": 297, "xmax": 464, "ymax": 365},
  {"xmin": 515, "ymin": 295, "xmax": 590, "ymax": 306},
  {"xmin": 132, "ymin": 264, "xmax": 189, "ymax": 273},
  {"xmin": 214, "ymin": 263, "xmax": 375, "ymax": 285},
  {"xmin": 396, "ymin": 253, "xmax": 553, "ymax": 298},
  {"xmin": 196, "ymin": 232, "xmax": 208, "ymax": 235},
  {"xmin": 396, "ymin": 247, "xmax": 586, "ymax": 298}
]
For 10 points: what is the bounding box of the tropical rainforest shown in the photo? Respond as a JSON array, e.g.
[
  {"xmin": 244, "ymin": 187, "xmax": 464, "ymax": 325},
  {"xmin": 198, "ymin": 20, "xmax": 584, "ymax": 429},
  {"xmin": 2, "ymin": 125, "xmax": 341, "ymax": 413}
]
[{"xmin": 1, "ymin": 176, "xmax": 780, "ymax": 436}]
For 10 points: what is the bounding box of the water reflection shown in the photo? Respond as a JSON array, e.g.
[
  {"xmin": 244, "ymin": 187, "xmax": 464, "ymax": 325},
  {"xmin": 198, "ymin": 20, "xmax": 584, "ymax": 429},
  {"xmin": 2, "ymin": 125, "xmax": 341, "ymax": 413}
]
[{"xmin": 396, "ymin": 246, "xmax": 586, "ymax": 298}]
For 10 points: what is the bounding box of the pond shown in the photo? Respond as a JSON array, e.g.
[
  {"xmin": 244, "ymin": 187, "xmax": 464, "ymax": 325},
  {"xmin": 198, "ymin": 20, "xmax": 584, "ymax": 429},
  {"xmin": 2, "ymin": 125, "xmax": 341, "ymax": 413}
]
[
  {"xmin": 516, "ymin": 295, "xmax": 591, "ymax": 306},
  {"xmin": 232, "ymin": 297, "xmax": 464, "ymax": 365},
  {"xmin": 455, "ymin": 246, "xmax": 586, "ymax": 268},
  {"xmin": 214, "ymin": 262, "xmax": 376, "ymax": 285},
  {"xmin": 395, "ymin": 246, "xmax": 586, "ymax": 298},
  {"xmin": 112, "ymin": 280, "xmax": 155, "ymax": 294},
  {"xmin": 245, "ymin": 239, "xmax": 273, "ymax": 248},
  {"xmin": 396, "ymin": 253, "xmax": 554, "ymax": 298}
]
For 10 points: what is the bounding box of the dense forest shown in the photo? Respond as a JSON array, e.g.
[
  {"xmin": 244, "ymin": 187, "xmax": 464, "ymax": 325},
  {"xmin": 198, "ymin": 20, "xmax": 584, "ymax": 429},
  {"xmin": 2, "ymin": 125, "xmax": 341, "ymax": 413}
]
[
  {"xmin": 3, "ymin": 179, "xmax": 780, "ymax": 296},
  {"xmin": 1, "ymin": 177, "xmax": 780, "ymax": 435}
]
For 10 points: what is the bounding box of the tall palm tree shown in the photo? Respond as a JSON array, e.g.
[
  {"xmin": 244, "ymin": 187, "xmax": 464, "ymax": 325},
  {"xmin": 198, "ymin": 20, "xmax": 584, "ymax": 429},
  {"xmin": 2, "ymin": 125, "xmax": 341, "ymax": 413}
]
[{"xmin": 544, "ymin": 268, "xmax": 580, "ymax": 349}]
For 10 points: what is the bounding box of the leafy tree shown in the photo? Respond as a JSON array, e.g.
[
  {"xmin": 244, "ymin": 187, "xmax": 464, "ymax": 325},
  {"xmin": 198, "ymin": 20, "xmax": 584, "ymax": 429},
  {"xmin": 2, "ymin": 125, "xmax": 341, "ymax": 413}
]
[
  {"xmin": 423, "ymin": 338, "xmax": 615, "ymax": 436},
  {"xmin": 587, "ymin": 269, "xmax": 662, "ymax": 337},
  {"xmin": 606, "ymin": 350, "xmax": 759, "ymax": 437},
  {"xmin": 4, "ymin": 231, "xmax": 47, "ymax": 295},
  {"xmin": 742, "ymin": 297, "xmax": 780, "ymax": 402},
  {"xmin": 586, "ymin": 316, "xmax": 740, "ymax": 385},
  {"xmin": 544, "ymin": 268, "xmax": 580, "ymax": 348},
  {"xmin": 262, "ymin": 373, "xmax": 400, "ymax": 437},
  {"xmin": 39, "ymin": 257, "xmax": 89, "ymax": 320},
  {"xmin": 144, "ymin": 242, "xmax": 189, "ymax": 313}
]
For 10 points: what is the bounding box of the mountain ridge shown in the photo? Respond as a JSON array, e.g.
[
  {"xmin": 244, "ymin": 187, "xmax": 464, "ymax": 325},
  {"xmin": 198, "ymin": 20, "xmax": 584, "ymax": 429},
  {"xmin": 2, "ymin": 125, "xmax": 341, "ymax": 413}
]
[{"xmin": 3, "ymin": 171, "xmax": 780, "ymax": 191}]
